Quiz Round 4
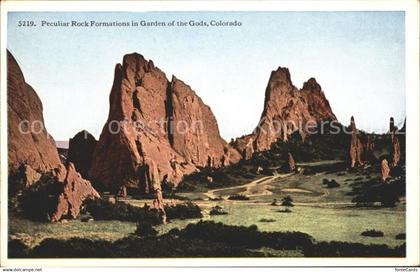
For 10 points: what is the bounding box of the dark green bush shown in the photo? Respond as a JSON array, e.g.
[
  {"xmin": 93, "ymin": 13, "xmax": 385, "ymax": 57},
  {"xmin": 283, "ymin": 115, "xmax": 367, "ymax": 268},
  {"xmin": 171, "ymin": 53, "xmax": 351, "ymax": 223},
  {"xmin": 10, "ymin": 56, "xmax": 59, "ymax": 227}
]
[
  {"xmin": 83, "ymin": 199, "xmax": 162, "ymax": 225},
  {"xmin": 24, "ymin": 233, "xmax": 264, "ymax": 258},
  {"xmin": 259, "ymin": 218, "xmax": 276, "ymax": 223},
  {"xmin": 134, "ymin": 222, "xmax": 158, "ymax": 237},
  {"xmin": 165, "ymin": 201, "xmax": 202, "ymax": 220},
  {"xmin": 395, "ymin": 233, "xmax": 406, "ymax": 240},
  {"xmin": 17, "ymin": 174, "xmax": 63, "ymax": 222},
  {"xmin": 303, "ymin": 241, "xmax": 404, "ymax": 257},
  {"xmin": 209, "ymin": 205, "xmax": 228, "ymax": 215},
  {"xmin": 281, "ymin": 196, "xmax": 294, "ymax": 207},
  {"xmin": 351, "ymin": 178, "xmax": 405, "ymax": 207},
  {"xmin": 324, "ymin": 179, "xmax": 340, "ymax": 188},
  {"xmin": 8, "ymin": 239, "xmax": 30, "ymax": 258},
  {"xmin": 361, "ymin": 229, "xmax": 384, "ymax": 237},
  {"xmin": 227, "ymin": 194, "xmax": 250, "ymax": 201},
  {"xmin": 179, "ymin": 220, "xmax": 314, "ymax": 250}
]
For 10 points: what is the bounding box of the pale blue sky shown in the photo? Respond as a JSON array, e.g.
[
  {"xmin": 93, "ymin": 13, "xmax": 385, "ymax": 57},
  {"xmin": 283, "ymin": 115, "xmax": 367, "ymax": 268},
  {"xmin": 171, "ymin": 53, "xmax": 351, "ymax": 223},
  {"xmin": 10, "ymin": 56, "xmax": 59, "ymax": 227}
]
[{"xmin": 8, "ymin": 11, "xmax": 405, "ymax": 141}]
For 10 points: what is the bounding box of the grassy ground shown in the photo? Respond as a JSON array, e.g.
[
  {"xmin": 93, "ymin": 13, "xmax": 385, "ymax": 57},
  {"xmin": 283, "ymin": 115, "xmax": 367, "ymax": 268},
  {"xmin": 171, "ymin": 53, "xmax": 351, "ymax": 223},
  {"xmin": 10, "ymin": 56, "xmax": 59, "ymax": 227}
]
[
  {"xmin": 8, "ymin": 160, "xmax": 405, "ymax": 253},
  {"xmin": 9, "ymin": 217, "xmax": 136, "ymax": 248},
  {"xmin": 154, "ymin": 202, "xmax": 405, "ymax": 248}
]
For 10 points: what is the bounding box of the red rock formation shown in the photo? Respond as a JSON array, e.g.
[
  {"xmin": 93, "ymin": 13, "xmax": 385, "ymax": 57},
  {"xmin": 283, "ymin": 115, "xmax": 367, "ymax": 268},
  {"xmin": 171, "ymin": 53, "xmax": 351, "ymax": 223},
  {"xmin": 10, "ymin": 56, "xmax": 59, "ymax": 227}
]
[
  {"xmin": 381, "ymin": 159, "xmax": 390, "ymax": 182},
  {"xmin": 89, "ymin": 53, "xmax": 239, "ymax": 192},
  {"xmin": 349, "ymin": 116, "xmax": 364, "ymax": 168},
  {"xmin": 67, "ymin": 130, "xmax": 97, "ymax": 178},
  {"xmin": 233, "ymin": 67, "xmax": 336, "ymax": 156},
  {"xmin": 288, "ymin": 152, "xmax": 296, "ymax": 173},
  {"xmin": 140, "ymin": 159, "xmax": 166, "ymax": 222},
  {"xmin": 169, "ymin": 76, "xmax": 229, "ymax": 167},
  {"xmin": 7, "ymin": 50, "xmax": 61, "ymax": 174},
  {"xmin": 389, "ymin": 117, "xmax": 401, "ymax": 167},
  {"xmin": 232, "ymin": 134, "xmax": 255, "ymax": 160},
  {"xmin": 20, "ymin": 164, "xmax": 41, "ymax": 187},
  {"xmin": 51, "ymin": 163, "xmax": 100, "ymax": 222},
  {"xmin": 53, "ymin": 163, "xmax": 67, "ymax": 182}
]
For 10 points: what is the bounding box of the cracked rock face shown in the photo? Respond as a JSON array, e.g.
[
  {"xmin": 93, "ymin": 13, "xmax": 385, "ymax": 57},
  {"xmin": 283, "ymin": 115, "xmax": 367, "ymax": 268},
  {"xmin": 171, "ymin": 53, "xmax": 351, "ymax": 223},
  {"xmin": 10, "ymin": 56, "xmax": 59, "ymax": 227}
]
[
  {"xmin": 89, "ymin": 53, "xmax": 239, "ymax": 192},
  {"xmin": 233, "ymin": 67, "xmax": 336, "ymax": 158},
  {"xmin": 51, "ymin": 163, "xmax": 100, "ymax": 222},
  {"xmin": 7, "ymin": 50, "xmax": 61, "ymax": 175}
]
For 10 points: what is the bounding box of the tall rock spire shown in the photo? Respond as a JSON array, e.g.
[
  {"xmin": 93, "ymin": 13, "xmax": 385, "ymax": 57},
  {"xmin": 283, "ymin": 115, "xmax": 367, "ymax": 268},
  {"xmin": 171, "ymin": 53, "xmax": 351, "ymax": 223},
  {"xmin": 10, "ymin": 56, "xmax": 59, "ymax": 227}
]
[
  {"xmin": 234, "ymin": 67, "xmax": 337, "ymax": 158},
  {"xmin": 89, "ymin": 53, "xmax": 240, "ymax": 192},
  {"xmin": 349, "ymin": 116, "xmax": 364, "ymax": 168}
]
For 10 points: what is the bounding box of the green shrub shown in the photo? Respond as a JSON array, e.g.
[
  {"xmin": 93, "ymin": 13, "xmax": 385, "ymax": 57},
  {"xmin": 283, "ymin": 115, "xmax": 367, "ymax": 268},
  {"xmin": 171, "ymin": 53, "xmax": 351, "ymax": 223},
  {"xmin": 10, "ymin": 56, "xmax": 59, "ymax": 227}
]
[
  {"xmin": 303, "ymin": 241, "xmax": 404, "ymax": 257},
  {"xmin": 281, "ymin": 196, "xmax": 294, "ymax": 207},
  {"xmin": 351, "ymin": 178, "xmax": 405, "ymax": 207},
  {"xmin": 17, "ymin": 174, "xmax": 63, "ymax": 222},
  {"xmin": 8, "ymin": 239, "xmax": 30, "ymax": 258},
  {"xmin": 259, "ymin": 218, "xmax": 276, "ymax": 223},
  {"xmin": 395, "ymin": 233, "xmax": 406, "ymax": 240},
  {"xmin": 179, "ymin": 220, "xmax": 314, "ymax": 250},
  {"xmin": 209, "ymin": 205, "xmax": 228, "ymax": 215},
  {"xmin": 134, "ymin": 222, "xmax": 158, "ymax": 237},
  {"xmin": 324, "ymin": 179, "xmax": 340, "ymax": 188},
  {"xmin": 83, "ymin": 199, "xmax": 162, "ymax": 225},
  {"xmin": 227, "ymin": 194, "xmax": 250, "ymax": 201},
  {"xmin": 165, "ymin": 201, "xmax": 202, "ymax": 220},
  {"xmin": 24, "ymin": 233, "xmax": 264, "ymax": 258},
  {"xmin": 361, "ymin": 229, "xmax": 384, "ymax": 237}
]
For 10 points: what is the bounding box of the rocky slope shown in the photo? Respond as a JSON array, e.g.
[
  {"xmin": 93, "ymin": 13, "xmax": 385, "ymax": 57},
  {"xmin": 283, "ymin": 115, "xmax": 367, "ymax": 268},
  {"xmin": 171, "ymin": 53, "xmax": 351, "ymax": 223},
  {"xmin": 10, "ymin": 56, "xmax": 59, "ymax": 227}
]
[
  {"xmin": 233, "ymin": 67, "xmax": 336, "ymax": 158},
  {"xmin": 7, "ymin": 50, "xmax": 61, "ymax": 175},
  {"xmin": 89, "ymin": 53, "xmax": 240, "ymax": 192}
]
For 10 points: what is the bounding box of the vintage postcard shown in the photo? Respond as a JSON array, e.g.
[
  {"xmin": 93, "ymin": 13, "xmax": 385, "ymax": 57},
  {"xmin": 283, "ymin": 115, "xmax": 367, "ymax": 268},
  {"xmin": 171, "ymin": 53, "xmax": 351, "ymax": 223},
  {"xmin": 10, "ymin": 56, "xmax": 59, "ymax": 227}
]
[{"xmin": 1, "ymin": 0, "xmax": 419, "ymax": 268}]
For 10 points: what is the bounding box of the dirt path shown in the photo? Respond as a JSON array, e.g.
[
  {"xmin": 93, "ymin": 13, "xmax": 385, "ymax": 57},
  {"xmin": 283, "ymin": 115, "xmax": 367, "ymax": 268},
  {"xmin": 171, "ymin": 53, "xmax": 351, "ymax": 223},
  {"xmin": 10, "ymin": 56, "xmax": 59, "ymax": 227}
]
[{"xmin": 204, "ymin": 173, "xmax": 292, "ymax": 199}]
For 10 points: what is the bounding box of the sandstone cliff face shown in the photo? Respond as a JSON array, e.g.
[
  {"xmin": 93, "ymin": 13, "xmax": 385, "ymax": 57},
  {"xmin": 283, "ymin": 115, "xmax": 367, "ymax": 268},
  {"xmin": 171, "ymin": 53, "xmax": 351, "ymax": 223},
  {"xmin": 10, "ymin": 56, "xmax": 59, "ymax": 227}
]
[
  {"xmin": 51, "ymin": 163, "xmax": 100, "ymax": 222},
  {"xmin": 349, "ymin": 116, "xmax": 364, "ymax": 168},
  {"xmin": 89, "ymin": 53, "xmax": 238, "ymax": 192},
  {"xmin": 67, "ymin": 130, "xmax": 97, "ymax": 178},
  {"xmin": 234, "ymin": 67, "xmax": 336, "ymax": 158},
  {"xmin": 7, "ymin": 50, "xmax": 61, "ymax": 174},
  {"xmin": 169, "ymin": 76, "xmax": 227, "ymax": 167}
]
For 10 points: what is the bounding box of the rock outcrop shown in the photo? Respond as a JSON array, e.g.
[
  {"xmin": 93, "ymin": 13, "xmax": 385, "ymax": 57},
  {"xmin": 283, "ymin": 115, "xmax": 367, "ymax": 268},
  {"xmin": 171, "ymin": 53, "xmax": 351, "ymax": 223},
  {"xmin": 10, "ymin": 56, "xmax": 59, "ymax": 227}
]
[
  {"xmin": 89, "ymin": 53, "xmax": 240, "ymax": 192},
  {"xmin": 381, "ymin": 159, "xmax": 390, "ymax": 182},
  {"xmin": 67, "ymin": 130, "xmax": 97, "ymax": 178},
  {"xmin": 389, "ymin": 117, "xmax": 401, "ymax": 167},
  {"xmin": 51, "ymin": 163, "xmax": 100, "ymax": 222},
  {"xmin": 20, "ymin": 164, "xmax": 41, "ymax": 187},
  {"xmin": 7, "ymin": 50, "xmax": 61, "ymax": 174},
  {"xmin": 349, "ymin": 116, "xmax": 364, "ymax": 168},
  {"xmin": 233, "ymin": 67, "xmax": 336, "ymax": 158},
  {"xmin": 288, "ymin": 152, "xmax": 296, "ymax": 173}
]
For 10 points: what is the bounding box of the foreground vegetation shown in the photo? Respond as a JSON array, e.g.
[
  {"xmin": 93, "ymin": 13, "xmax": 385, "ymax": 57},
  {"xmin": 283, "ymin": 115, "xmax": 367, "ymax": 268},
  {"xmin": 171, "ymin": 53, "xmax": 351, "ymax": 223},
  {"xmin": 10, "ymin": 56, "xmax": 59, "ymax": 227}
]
[{"xmin": 9, "ymin": 220, "xmax": 404, "ymax": 258}]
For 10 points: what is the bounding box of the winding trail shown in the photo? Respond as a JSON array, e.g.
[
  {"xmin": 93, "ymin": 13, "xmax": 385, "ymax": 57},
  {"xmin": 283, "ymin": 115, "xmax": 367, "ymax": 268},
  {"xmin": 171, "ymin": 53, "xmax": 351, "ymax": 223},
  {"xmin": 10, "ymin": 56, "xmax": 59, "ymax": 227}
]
[
  {"xmin": 203, "ymin": 173, "xmax": 293, "ymax": 199},
  {"xmin": 201, "ymin": 170, "xmax": 354, "ymax": 207}
]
